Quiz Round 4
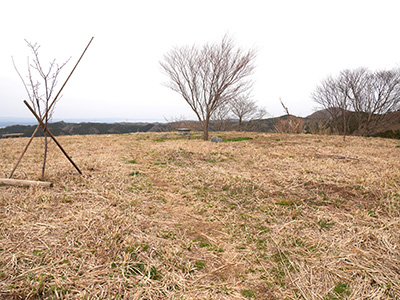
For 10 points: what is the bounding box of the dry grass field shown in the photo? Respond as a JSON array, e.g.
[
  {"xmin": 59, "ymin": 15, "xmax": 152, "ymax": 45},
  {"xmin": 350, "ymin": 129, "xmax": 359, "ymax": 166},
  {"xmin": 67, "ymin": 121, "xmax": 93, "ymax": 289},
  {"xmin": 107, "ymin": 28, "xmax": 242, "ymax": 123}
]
[{"xmin": 1, "ymin": 132, "xmax": 399, "ymax": 299}]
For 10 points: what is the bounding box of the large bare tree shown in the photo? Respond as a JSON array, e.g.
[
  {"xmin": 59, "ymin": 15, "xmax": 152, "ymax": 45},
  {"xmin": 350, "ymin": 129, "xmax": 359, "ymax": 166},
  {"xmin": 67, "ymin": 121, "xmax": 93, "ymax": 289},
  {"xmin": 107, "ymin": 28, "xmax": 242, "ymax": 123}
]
[
  {"xmin": 12, "ymin": 40, "xmax": 69, "ymax": 179},
  {"xmin": 352, "ymin": 69, "xmax": 400, "ymax": 135},
  {"xmin": 312, "ymin": 67, "xmax": 400, "ymax": 137},
  {"xmin": 160, "ymin": 35, "xmax": 256, "ymax": 140}
]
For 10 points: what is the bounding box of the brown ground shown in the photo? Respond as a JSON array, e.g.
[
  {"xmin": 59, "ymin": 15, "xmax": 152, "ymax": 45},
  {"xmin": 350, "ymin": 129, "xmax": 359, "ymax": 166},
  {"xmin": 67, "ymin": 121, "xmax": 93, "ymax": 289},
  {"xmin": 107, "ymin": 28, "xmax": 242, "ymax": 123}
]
[{"xmin": 0, "ymin": 132, "xmax": 399, "ymax": 299}]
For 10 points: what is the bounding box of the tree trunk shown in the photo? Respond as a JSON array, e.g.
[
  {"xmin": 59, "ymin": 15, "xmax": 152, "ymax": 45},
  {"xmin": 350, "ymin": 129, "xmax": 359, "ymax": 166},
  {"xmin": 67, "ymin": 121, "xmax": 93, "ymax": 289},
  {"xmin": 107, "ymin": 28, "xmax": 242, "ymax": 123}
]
[
  {"xmin": 202, "ymin": 117, "xmax": 210, "ymax": 141},
  {"xmin": 237, "ymin": 117, "xmax": 242, "ymax": 131},
  {"xmin": 342, "ymin": 110, "xmax": 347, "ymax": 141}
]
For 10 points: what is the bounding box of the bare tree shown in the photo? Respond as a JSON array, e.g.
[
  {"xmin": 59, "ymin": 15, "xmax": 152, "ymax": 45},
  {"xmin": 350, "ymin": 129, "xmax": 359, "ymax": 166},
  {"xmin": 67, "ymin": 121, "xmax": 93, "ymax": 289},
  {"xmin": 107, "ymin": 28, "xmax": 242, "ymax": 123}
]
[
  {"xmin": 341, "ymin": 68, "xmax": 369, "ymax": 136},
  {"xmin": 351, "ymin": 68, "xmax": 400, "ymax": 135},
  {"xmin": 312, "ymin": 67, "xmax": 400, "ymax": 138},
  {"xmin": 230, "ymin": 94, "xmax": 260, "ymax": 131},
  {"xmin": 243, "ymin": 106, "xmax": 268, "ymax": 131},
  {"xmin": 12, "ymin": 40, "xmax": 69, "ymax": 179},
  {"xmin": 160, "ymin": 35, "xmax": 256, "ymax": 140}
]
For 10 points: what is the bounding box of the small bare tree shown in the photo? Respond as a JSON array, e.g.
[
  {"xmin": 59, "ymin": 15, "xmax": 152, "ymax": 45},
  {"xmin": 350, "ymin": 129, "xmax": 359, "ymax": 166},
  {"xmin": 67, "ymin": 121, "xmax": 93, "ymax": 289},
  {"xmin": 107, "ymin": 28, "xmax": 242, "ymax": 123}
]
[
  {"xmin": 12, "ymin": 40, "xmax": 69, "ymax": 179},
  {"xmin": 160, "ymin": 35, "xmax": 256, "ymax": 140},
  {"xmin": 229, "ymin": 94, "xmax": 265, "ymax": 131},
  {"xmin": 243, "ymin": 107, "xmax": 268, "ymax": 132}
]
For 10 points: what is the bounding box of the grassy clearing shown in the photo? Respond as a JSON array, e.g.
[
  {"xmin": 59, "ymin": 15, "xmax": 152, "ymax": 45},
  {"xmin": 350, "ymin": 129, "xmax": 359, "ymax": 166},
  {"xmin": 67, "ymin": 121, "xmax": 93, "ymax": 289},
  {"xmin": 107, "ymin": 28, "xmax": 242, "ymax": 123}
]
[{"xmin": 0, "ymin": 132, "xmax": 399, "ymax": 299}]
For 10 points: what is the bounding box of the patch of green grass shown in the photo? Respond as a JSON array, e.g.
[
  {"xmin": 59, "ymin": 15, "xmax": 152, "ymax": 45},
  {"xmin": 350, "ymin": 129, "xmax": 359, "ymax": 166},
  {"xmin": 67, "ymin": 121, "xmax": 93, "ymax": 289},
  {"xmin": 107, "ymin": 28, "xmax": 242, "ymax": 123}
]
[
  {"xmin": 194, "ymin": 261, "xmax": 206, "ymax": 270},
  {"xmin": 199, "ymin": 241, "xmax": 211, "ymax": 248},
  {"xmin": 324, "ymin": 282, "xmax": 351, "ymax": 299},
  {"xmin": 153, "ymin": 138, "xmax": 165, "ymax": 142},
  {"xmin": 241, "ymin": 289, "xmax": 256, "ymax": 298},
  {"xmin": 276, "ymin": 199, "xmax": 296, "ymax": 206},
  {"xmin": 125, "ymin": 243, "xmax": 149, "ymax": 258},
  {"xmin": 129, "ymin": 171, "xmax": 141, "ymax": 176},
  {"xmin": 334, "ymin": 282, "xmax": 350, "ymax": 294},
  {"xmin": 33, "ymin": 249, "xmax": 43, "ymax": 256},
  {"xmin": 224, "ymin": 137, "xmax": 253, "ymax": 142},
  {"xmin": 236, "ymin": 245, "xmax": 246, "ymax": 250},
  {"xmin": 149, "ymin": 266, "xmax": 162, "ymax": 280},
  {"xmin": 158, "ymin": 230, "xmax": 176, "ymax": 240},
  {"xmin": 193, "ymin": 237, "xmax": 223, "ymax": 253},
  {"xmin": 127, "ymin": 159, "xmax": 136, "ymax": 164},
  {"xmin": 61, "ymin": 195, "xmax": 73, "ymax": 203},
  {"xmin": 318, "ymin": 219, "xmax": 335, "ymax": 230},
  {"xmin": 126, "ymin": 263, "xmax": 161, "ymax": 280},
  {"xmin": 45, "ymin": 285, "xmax": 70, "ymax": 297}
]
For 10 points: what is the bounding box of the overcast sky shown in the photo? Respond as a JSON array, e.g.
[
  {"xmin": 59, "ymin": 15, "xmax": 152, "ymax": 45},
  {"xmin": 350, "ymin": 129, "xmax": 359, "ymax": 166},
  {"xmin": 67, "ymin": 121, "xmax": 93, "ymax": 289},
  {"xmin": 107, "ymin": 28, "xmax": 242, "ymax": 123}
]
[{"xmin": 1, "ymin": 0, "xmax": 399, "ymax": 122}]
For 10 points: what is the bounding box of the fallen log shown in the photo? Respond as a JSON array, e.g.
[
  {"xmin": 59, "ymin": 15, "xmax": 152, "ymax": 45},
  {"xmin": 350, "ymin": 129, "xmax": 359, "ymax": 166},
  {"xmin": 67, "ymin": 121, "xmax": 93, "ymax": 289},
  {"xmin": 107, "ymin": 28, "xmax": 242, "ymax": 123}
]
[{"xmin": 0, "ymin": 178, "xmax": 52, "ymax": 188}]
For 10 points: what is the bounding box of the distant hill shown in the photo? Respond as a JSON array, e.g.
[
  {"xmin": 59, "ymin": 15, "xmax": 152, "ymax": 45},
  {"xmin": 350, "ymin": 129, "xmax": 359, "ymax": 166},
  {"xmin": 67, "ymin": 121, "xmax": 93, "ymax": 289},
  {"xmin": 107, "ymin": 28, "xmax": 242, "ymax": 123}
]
[
  {"xmin": 0, "ymin": 121, "xmax": 158, "ymax": 138},
  {"xmin": 1, "ymin": 109, "xmax": 399, "ymax": 139},
  {"xmin": 306, "ymin": 109, "xmax": 332, "ymax": 119}
]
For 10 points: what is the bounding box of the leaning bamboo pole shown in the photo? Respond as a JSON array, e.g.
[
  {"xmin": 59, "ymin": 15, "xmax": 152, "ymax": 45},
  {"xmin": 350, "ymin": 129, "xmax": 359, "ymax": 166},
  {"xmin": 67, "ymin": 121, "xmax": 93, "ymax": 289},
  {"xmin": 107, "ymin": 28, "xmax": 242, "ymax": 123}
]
[{"xmin": 24, "ymin": 100, "xmax": 82, "ymax": 174}]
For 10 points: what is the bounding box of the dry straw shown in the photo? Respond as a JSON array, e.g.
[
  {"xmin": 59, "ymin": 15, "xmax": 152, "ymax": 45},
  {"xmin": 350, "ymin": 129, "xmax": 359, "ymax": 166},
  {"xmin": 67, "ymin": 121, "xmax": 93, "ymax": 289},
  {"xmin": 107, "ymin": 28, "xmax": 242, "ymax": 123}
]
[{"xmin": 0, "ymin": 132, "xmax": 399, "ymax": 299}]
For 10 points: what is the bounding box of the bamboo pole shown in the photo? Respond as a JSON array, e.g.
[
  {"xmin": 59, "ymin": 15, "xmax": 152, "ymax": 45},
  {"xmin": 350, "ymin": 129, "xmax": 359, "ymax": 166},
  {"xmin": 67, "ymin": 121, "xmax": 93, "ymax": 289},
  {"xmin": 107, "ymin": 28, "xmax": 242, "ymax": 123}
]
[
  {"xmin": 24, "ymin": 100, "xmax": 82, "ymax": 174},
  {"xmin": 0, "ymin": 178, "xmax": 52, "ymax": 188}
]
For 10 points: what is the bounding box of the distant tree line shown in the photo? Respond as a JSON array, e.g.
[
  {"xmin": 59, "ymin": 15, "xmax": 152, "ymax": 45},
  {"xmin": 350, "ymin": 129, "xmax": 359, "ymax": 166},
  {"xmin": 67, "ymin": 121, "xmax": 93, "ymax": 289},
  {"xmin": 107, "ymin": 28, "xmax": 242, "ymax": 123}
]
[{"xmin": 312, "ymin": 67, "xmax": 400, "ymax": 139}]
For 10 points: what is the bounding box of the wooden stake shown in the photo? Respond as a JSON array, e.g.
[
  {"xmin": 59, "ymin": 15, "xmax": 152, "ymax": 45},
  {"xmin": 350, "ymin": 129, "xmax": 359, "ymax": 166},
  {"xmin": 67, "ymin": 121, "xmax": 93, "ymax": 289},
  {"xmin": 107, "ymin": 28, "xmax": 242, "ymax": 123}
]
[{"xmin": 0, "ymin": 178, "xmax": 52, "ymax": 188}]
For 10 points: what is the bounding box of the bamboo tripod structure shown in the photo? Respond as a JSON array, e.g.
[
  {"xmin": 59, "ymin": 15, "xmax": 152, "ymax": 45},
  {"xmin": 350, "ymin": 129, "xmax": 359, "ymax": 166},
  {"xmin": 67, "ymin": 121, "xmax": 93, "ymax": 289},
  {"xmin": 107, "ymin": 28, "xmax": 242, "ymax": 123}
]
[{"xmin": 5, "ymin": 37, "xmax": 94, "ymax": 185}]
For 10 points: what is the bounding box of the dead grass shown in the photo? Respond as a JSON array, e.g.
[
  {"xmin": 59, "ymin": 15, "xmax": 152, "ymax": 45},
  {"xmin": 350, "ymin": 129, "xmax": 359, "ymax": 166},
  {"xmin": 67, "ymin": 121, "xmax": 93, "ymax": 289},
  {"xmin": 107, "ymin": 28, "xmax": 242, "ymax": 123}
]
[{"xmin": 1, "ymin": 132, "xmax": 399, "ymax": 299}]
